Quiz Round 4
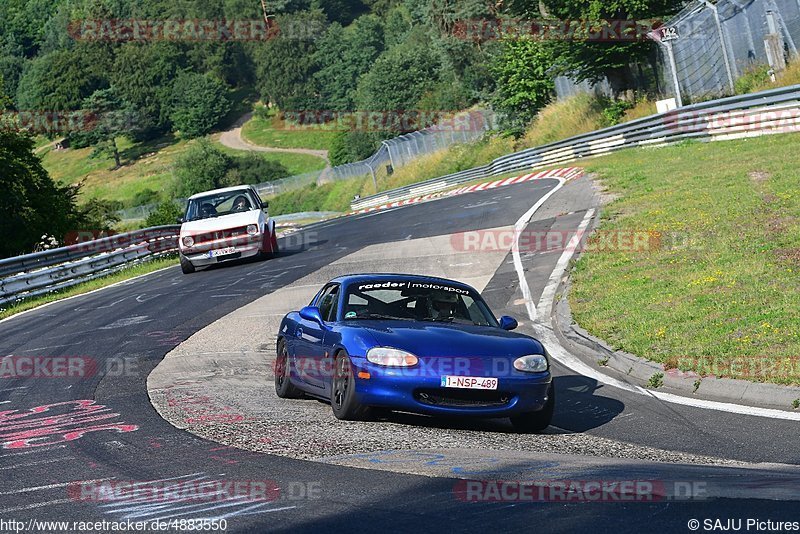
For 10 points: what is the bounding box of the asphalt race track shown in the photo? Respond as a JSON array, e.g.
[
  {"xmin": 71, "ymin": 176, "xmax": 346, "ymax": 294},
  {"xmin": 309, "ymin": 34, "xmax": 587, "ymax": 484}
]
[{"xmin": 1, "ymin": 176, "xmax": 799, "ymax": 533}]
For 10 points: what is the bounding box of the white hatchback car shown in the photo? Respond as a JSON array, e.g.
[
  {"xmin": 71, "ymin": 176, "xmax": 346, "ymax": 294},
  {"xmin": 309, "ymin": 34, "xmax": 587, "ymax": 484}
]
[{"xmin": 177, "ymin": 185, "xmax": 277, "ymax": 274}]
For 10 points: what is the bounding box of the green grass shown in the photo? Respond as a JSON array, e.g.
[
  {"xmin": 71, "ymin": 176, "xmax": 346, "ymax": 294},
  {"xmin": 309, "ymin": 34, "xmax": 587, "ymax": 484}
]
[
  {"xmin": 213, "ymin": 139, "xmax": 326, "ymax": 175},
  {"xmin": 0, "ymin": 256, "xmax": 177, "ymax": 320},
  {"xmin": 41, "ymin": 135, "xmax": 185, "ymax": 207},
  {"xmin": 570, "ymin": 133, "xmax": 800, "ymax": 385},
  {"xmin": 269, "ymin": 177, "xmax": 368, "ymax": 216},
  {"xmin": 241, "ymin": 113, "xmax": 338, "ymax": 151}
]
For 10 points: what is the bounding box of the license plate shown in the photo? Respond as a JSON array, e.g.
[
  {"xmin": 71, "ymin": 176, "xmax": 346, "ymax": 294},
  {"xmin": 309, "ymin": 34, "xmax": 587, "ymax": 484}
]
[
  {"xmin": 440, "ymin": 376, "xmax": 498, "ymax": 390},
  {"xmin": 208, "ymin": 247, "xmax": 236, "ymax": 258}
]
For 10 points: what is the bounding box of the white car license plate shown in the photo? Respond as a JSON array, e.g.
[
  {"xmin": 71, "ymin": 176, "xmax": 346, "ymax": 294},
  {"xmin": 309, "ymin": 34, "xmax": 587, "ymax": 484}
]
[
  {"xmin": 209, "ymin": 247, "xmax": 237, "ymax": 258},
  {"xmin": 440, "ymin": 376, "xmax": 498, "ymax": 390}
]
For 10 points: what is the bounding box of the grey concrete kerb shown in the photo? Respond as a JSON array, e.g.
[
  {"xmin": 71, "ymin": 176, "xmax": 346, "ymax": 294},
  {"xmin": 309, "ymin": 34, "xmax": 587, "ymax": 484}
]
[{"xmin": 551, "ymin": 268, "xmax": 800, "ymax": 411}]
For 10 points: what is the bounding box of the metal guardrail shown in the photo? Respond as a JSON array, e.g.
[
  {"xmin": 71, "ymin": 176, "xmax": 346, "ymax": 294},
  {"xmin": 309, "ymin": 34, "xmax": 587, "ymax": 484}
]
[
  {"xmin": 0, "ymin": 226, "xmax": 180, "ymax": 306},
  {"xmin": 351, "ymin": 84, "xmax": 800, "ymax": 211}
]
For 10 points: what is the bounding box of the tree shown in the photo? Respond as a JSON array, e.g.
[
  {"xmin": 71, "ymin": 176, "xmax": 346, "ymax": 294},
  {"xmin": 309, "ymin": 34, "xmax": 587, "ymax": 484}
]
[
  {"xmin": 15, "ymin": 45, "xmax": 112, "ymax": 111},
  {"xmin": 111, "ymin": 43, "xmax": 186, "ymax": 134},
  {"xmin": 313, "ymin": 15, "xmax": 385, "ymax": 110},
  {"xmin": 356, "ymin": 41, "xmax": 440, "ymax": 115},
  {"xmin": 491, "ymin": 38, "xmax": 555, "ymax": 136},
  {"xmin": 168, "ymin": 72, "xmax": 231, "ymax": 138},
  {"xmin": 253, "ymin": 11, "xmax": 327, "ymax": 110},
  {"xmin": 0, "ymin": 42, "xmax": 24, "ymax": 105},
  {"xmin": 81, "ymin": 88, "xmax": 141, "ymax": 169},
  {"xmin": 76, "ymin": 198, "xmax": 122, "ymax": 231},
  {"xmin": 0, "ymin": 129, "xmax": 80, "ymax": 258},
  {"xmin": 174, "ymin": 139, "xmax": 234, "ymax": 197},
  {"xmin": 0, "ymin": 74, "xmax": 12, "ymax": 110},
  {"xmin": 520, "ymin": 0, "xmax": 684, "ymax": 95}
]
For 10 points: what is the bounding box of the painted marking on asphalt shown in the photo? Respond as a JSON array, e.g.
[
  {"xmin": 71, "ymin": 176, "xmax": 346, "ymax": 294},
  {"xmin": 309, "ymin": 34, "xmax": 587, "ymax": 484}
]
[
  {"xmin": 0, "ymin": 457, "xmax": 74, "ymax": 470},
  {"xmin": 0, "ymin": 498, "xmax": 74, "ymax": 513},
  {"xmin": 511, "ymin": 178, "xmax": 567, "ymax": 322},
  {"xmin": 0, "ymin": 478, "xmax": 114, "ymax": 495},
  {"xmin": 99, "ymin": 315, "xmax": 152, "ymax": 329},
  {"xmin": 525, "ymin": 206, "xmax": 800, "ymax": 421},
  {"xmin": 0, "ymin": 264, "xmax": 176, "ymax": 327},
  {"xmin": 0, "ymin": 445, "xmax": 67, "ymax": 457}
]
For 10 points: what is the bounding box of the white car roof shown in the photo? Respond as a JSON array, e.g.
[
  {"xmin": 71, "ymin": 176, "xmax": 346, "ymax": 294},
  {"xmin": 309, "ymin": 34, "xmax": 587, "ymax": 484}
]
[{"xmin": 187, "ymin": 185, "xmax": 254, "ymax": 200}]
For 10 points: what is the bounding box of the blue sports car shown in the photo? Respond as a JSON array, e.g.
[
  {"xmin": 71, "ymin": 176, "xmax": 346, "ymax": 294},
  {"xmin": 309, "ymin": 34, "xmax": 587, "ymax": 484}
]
[{"xmin": 275, "ymin": 274, "xmax": 554, "ymax": 433}]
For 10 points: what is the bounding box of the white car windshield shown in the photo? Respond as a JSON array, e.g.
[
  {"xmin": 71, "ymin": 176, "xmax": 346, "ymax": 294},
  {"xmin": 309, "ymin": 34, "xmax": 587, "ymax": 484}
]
[{"xmin": 184, "ymin": 190, "xmax": 261, "ymax": 222}]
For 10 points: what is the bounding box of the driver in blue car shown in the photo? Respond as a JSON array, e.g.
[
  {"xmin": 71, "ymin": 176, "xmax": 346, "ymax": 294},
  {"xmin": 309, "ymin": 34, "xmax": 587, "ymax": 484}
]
[{"xmin": 428, "ymin": 290, "xmax": 458, "ymax": 321}]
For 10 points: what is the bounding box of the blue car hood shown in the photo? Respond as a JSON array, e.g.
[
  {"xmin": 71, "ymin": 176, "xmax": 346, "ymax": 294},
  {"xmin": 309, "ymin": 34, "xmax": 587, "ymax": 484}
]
[{"xmin": 352, "ymin": 321, "xmax": 544, "ymax": 358}]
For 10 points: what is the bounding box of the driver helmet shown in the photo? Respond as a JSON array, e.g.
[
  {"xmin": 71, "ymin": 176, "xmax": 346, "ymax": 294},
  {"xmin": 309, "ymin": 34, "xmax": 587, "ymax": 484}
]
[{"xmin": 429, "ymin": 290, "xmax": 458, "ymax": 319}]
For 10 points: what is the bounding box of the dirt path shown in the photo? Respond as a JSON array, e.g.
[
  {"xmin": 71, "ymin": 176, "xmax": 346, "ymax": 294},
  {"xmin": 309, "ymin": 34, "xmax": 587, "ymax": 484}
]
[{"xmin": 217, "ymin": 112, "xmax": 330, "ymax": 166}]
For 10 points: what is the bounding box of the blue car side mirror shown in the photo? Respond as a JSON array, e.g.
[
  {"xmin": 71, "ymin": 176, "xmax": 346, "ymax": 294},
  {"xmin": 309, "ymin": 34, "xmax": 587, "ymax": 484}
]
[
  {"xmin": 499, "ymin": 316, "xmax": 518, "ymax": 331},
  {"xmin": 299, "ymin": 306, "xmax": 324, "ymax": 325}
]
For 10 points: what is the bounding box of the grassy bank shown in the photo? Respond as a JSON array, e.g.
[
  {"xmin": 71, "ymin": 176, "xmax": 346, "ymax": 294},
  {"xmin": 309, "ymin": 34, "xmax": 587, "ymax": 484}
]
[
  {"xmin": 241, "ymin": 112, "xmax": 338, "ymax": 151},
  {"xmin": 570, "ymin": 133, "xmax": 800, "ymax": 385},
  {"xmin": 41, "ymin": 135, "xmax": 327, "ymax": 208},
  {"xmin": 0, "ymin": 256, "xmax": 177, "ymax": 320}
]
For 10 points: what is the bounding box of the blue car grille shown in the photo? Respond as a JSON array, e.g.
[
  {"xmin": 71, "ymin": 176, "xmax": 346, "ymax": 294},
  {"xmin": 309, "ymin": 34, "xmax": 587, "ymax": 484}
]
[{"xmin": 414, "ymin": 388, "xmax": 512, "ymax": 408}]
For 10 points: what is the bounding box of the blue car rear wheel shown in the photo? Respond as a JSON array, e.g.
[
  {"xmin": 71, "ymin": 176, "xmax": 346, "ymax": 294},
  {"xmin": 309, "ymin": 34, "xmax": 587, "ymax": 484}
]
[{"xmin": 275, "ymin": 340, "xmax": 304, "ymax": 399}]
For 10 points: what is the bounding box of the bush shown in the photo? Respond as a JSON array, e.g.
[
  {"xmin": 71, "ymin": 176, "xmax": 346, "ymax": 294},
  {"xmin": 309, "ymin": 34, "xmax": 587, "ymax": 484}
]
[
  {"xmin": 145, "ymin": 200, "xmax": 183, "ymax": 227},
  {"xmin": 233, "ymin": 153, "xmax": 289, "ymax": 185},
  {"xmin": 174, "ymin": 139, "xmax": 233, "ymax": 197},
  {"xmin": 129, "ymin": 188, "xmax": 161, "ymax": 208},
  {"xmin": 328, "ymin": 130, "xmax": 381, "ymax": 165},
  {"xmin": 735, "ymin": 64, "xmax": 772, "ymax": 95}
]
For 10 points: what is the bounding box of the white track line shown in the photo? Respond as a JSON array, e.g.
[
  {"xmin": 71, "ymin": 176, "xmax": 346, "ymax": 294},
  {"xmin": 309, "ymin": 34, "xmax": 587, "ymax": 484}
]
[
  {"xmin": 511, "ymin": 178, "xmax": 568, "ymax": 322},
  {"xmin": 515, "ymin": 183, "xmax": 800, "ymax": 421}
]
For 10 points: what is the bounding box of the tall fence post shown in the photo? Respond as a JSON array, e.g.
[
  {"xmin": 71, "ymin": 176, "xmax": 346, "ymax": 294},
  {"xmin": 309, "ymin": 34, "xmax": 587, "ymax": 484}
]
[
  {"xmin": 703, "ymin": 0, "xmax": 736, "ymax": 93},
  {"xmin": 665, "ymin": 40, "xmax": 684, "ymax": 107}
]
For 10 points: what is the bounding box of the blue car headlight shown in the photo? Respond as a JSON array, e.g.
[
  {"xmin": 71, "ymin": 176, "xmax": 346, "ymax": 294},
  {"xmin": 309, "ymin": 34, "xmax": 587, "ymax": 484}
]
[
  {"xmin": 366, "ymin": 347, "xmax": 418, "ymax": 367},
  {"xmin": 513, "ymin": 354, "xmax": 549, "ymax": 373}
]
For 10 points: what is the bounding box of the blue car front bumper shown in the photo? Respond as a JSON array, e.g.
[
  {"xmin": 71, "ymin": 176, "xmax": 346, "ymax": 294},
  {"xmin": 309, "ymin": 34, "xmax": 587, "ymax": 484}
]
[{"xmin": 349, "ymin": 357, "xmax": 552, "ymax": 418}]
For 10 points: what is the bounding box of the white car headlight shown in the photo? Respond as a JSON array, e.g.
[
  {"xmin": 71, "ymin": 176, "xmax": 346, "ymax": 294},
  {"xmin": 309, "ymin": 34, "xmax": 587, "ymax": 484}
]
[
  {"xmin": 513, "ymin": 354, "xmax": 549, "ymax": 373},
  {"xmin": 182, "ymin": 236, "xmax": 194, "ymax": 247},
  {"xmin": 366, "ymin": 347, "xmax": 418, "ymax": 367},
  {"xmin": 246, "ymin": 224, "xmax": 259, "ymax": 236}
]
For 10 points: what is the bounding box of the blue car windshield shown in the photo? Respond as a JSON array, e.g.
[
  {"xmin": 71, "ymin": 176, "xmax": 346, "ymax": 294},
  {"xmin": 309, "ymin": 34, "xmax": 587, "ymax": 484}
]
[{"xmin": 343, "ymin": 280, "xmax": 499, "ymax": 327}]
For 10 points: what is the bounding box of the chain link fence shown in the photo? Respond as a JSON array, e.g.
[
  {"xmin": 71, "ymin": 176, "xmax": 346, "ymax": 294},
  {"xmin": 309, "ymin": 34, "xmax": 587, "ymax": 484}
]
[
  {"xmin": 117, "ymin": 111, "xmax": 494, "ymax": 222},
  {"xmin": 657, "ymin": 0, "xmax": 800, "ymax": 103},
  {"xmin": 328, "ymin": 111, "xmax": 495, "ymax": 187},
  {"xmin": 552, "ymin": 0, "xmax": 800, "ymax": 104}
]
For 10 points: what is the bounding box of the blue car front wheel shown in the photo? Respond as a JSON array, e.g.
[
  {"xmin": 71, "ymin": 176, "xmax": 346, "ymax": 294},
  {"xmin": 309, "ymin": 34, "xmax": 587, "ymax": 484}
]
[
  {"xmin": 331, "ymin": 351, "xmax": 372, "ymax": 421},
  {"xmin": 510, "ymin": 381, "xmax": 555, "ymax": 433}
]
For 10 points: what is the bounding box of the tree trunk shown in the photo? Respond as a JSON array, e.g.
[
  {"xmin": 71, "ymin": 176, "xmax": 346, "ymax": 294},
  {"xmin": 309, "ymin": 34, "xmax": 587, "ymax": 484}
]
[{"xmin": 111, "ymin": 138, "xmax": 121, "ymax": 169}]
